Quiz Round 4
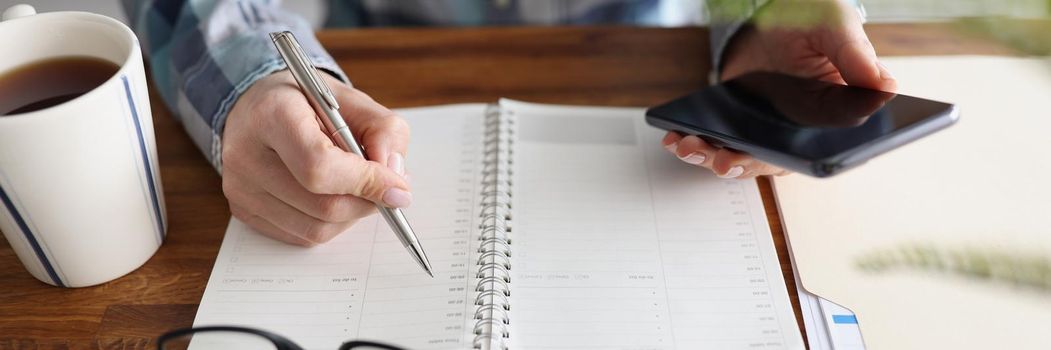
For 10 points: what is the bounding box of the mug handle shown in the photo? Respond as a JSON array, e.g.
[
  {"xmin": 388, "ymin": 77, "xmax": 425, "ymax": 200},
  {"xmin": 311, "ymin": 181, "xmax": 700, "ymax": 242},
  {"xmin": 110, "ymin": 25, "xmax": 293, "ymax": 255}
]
[{"xmin": 2, "ymin": 4, "xmax": 35, "ymax": 22}]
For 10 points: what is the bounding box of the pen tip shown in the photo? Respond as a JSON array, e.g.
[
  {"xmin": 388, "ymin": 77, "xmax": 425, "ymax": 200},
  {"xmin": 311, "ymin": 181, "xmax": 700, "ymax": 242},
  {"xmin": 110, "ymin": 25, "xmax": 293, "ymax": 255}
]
[{"xmin": 426, "ymin": 268, "xmax": 435, "ymax": 278}]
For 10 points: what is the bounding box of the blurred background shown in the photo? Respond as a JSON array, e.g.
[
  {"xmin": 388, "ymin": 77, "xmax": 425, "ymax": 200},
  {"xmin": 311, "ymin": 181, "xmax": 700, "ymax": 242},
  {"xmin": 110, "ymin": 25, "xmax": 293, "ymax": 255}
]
[
  {"xmin": 1, "ymin": 0, "xmax": 1048, "ymax": 27},
  {"xmin": 2, "ymin": 0, "xmax": 1047, "ymax": 56}
]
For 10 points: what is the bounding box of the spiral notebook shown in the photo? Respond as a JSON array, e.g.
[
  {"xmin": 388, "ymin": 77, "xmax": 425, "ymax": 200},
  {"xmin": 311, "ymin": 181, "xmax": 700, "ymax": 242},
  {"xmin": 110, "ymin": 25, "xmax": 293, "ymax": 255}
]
[{"xmin": 192, "ymin": 100, "xmax": 803, "ymax": 350}]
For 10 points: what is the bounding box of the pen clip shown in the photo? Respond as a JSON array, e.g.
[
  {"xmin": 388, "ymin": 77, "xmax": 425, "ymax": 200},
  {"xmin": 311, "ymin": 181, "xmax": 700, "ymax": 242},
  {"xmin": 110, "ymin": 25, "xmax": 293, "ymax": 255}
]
[{"xmin": 270, "ymin": 31, "xmax": 340, "ymax": 110}]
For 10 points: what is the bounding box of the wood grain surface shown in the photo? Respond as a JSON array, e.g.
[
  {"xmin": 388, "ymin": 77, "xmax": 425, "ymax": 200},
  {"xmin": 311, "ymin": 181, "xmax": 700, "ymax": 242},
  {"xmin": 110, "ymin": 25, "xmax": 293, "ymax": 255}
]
[{"xmin": 0, "ymin": 24, "xmax": 1013, "ymax": 349}]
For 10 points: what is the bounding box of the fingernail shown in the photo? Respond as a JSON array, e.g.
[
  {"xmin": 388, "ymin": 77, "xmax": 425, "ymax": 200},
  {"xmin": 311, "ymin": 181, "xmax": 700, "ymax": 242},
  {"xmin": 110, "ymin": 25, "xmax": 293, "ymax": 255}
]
[
  {"xmin": 387, "ymin": 152, "xmax": 405, "ymax": 176},
  {"xmin": 678, "ymin": 152, "xmax": 706, "ymax": 165},
  {"xmin": 719, "ymin": 166, "xmax": 745, "ymax": 179},
  {"xmin": 382, "ymin": 188, "xmax": 413, "ymax": 208},
  {"xmin": 877, "ymin": 61, "xmax": 893, "ymax": 79},
  {"xmin": 664, "ymin": 141, "xmax": 678, "ymax": 153}
]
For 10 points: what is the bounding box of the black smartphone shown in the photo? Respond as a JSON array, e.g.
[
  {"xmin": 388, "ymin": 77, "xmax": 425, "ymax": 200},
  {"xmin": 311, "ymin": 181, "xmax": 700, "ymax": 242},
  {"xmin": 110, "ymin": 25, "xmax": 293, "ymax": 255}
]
[{"xmin": 645, "ymin": 72, "xmax": 958, "ymax": 177}]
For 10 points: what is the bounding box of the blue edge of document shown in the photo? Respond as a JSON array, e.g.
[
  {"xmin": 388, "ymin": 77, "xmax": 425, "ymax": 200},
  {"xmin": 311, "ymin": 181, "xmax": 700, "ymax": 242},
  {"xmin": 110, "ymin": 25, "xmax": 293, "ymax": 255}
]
[{"xmin": 794, "ymin": 264, "xmax": 866, "ymax": 350}]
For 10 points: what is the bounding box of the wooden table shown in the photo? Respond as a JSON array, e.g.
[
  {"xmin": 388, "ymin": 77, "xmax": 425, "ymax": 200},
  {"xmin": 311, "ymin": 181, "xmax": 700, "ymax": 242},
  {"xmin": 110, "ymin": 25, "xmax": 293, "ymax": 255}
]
[{"xmin": 0, "ymin": 24, "xmax": 1013, "ymax": 348}]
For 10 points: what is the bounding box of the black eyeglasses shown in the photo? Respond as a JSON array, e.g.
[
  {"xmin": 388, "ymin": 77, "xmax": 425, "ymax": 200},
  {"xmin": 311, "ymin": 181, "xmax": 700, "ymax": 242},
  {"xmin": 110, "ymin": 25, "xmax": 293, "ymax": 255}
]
[{"xmin": 157, "ymin": 326, "xmax": 409, "ymax": 350}]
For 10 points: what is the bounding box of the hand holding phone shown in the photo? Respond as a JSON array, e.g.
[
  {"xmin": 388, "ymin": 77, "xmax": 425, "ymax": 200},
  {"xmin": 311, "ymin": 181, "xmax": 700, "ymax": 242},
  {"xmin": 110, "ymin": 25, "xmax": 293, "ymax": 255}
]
[{"xmin": 646, "ymin": 72, "xmax": 958, "ymax": 177}]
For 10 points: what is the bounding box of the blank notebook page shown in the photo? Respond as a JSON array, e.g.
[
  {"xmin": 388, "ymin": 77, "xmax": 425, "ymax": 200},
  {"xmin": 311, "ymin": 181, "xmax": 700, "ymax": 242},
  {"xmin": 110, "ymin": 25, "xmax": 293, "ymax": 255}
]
[{"xmin": 503, "ymin": 100, "xmax": 802, "ymax": 350}]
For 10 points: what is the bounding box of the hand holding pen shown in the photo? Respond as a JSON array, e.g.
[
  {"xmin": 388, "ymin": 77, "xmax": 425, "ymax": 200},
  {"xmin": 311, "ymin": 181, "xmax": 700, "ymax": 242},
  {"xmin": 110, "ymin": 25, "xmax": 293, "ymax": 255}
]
[
  {"xmin": 219, "ymin": 32, "xmax": 432, "ymax": 276},
  {"xmin": 270, "ymin": 31, "xmax": 433, "ymax": 276}
]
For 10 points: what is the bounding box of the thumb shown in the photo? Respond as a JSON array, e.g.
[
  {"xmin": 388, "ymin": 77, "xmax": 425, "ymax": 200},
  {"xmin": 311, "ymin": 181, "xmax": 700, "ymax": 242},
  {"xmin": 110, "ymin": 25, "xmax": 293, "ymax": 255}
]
[
  {"xmin": 342, "ymin": 156, "xmax": 413, "ymax": 209},
  {"xmin": 294, "ymin": 148, "xmax": 413, "ymax": 209},
  {"xmin": 818, "ymin": 22, "xmax": 897, "ymax": 92}
]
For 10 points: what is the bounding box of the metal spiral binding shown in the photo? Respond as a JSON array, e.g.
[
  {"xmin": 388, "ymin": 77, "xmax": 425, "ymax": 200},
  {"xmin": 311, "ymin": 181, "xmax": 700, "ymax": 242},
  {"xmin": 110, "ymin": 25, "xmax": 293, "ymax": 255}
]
[{"xmin": 472, "ymin": 104, "xmax": 514, "ymax": 350}]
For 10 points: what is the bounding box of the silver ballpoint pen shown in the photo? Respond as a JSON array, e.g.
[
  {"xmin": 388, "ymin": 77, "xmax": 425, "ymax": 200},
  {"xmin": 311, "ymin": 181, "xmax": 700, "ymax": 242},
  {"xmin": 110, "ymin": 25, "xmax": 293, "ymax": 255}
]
[{"xmin": 270, "ymin": 31, "xmax": 434, "ymax": 277}]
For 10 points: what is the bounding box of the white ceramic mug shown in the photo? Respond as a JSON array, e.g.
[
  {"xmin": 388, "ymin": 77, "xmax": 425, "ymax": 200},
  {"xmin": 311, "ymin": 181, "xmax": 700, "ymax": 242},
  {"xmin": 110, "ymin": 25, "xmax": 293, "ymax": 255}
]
[{"xmin": 0, "ymin": 5, "xmax": 166, "ymax": 287}]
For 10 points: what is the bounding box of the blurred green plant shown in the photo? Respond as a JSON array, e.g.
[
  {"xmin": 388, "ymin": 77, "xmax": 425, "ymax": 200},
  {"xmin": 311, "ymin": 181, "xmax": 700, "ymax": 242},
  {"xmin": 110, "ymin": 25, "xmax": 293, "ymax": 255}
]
[
  {"xmin": 706, "ymin": 0, "xmax": 1051, "ymax": 56},
  {"xmin": 953, "ymin": 17, "xmax": 1051, "ymax": 55},
  {"xmin": 707, "ymin": 0, "xmax": 844, "ymax": 29},
  {"xmin": 856, "ymin": 242, "xmax": 1051, "ymax": 294}
]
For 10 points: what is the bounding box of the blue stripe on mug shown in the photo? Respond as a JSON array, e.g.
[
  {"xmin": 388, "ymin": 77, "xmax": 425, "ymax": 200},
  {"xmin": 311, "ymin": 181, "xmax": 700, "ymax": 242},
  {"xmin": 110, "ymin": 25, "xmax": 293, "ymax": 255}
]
[
  {"xmin": 121, "ymin": 75, "xmax": 166, "ymax": 242},
  {"xmin": 0, "ymin": 184, "xmax": 65, "ymax": 287}
]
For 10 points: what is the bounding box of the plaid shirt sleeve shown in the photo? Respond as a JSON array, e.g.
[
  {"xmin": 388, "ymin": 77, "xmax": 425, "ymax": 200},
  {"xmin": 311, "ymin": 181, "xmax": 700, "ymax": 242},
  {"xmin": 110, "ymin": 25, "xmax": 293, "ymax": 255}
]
[{"xmin": 121, "ymin": 0, "xmax": 348, "ymax": 172}]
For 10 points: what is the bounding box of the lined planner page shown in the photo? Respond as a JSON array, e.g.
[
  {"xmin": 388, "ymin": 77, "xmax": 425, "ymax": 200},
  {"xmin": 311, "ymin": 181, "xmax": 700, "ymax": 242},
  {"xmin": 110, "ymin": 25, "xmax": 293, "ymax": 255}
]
[
  {"xmin": 193, "ymin": 104, "xmax": 488, "ymax": 349},
  {"xmin": 504, "ymin": 100, "xmax": 803, "ymax": 350}
]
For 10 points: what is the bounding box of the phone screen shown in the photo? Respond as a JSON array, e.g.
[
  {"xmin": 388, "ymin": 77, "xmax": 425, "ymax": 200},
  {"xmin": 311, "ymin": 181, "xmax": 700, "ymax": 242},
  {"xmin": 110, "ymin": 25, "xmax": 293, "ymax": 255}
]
[{"xmin": 647, "ymin": 72, "xmax": 956, "ymax": 160}]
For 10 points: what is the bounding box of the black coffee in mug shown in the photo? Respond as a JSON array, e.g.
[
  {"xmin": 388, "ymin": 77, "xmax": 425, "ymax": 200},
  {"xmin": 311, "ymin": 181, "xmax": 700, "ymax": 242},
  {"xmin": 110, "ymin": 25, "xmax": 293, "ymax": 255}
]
[{"xmin": 0, "ymin": 56, "xmax": 120, "ymax": 116}]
